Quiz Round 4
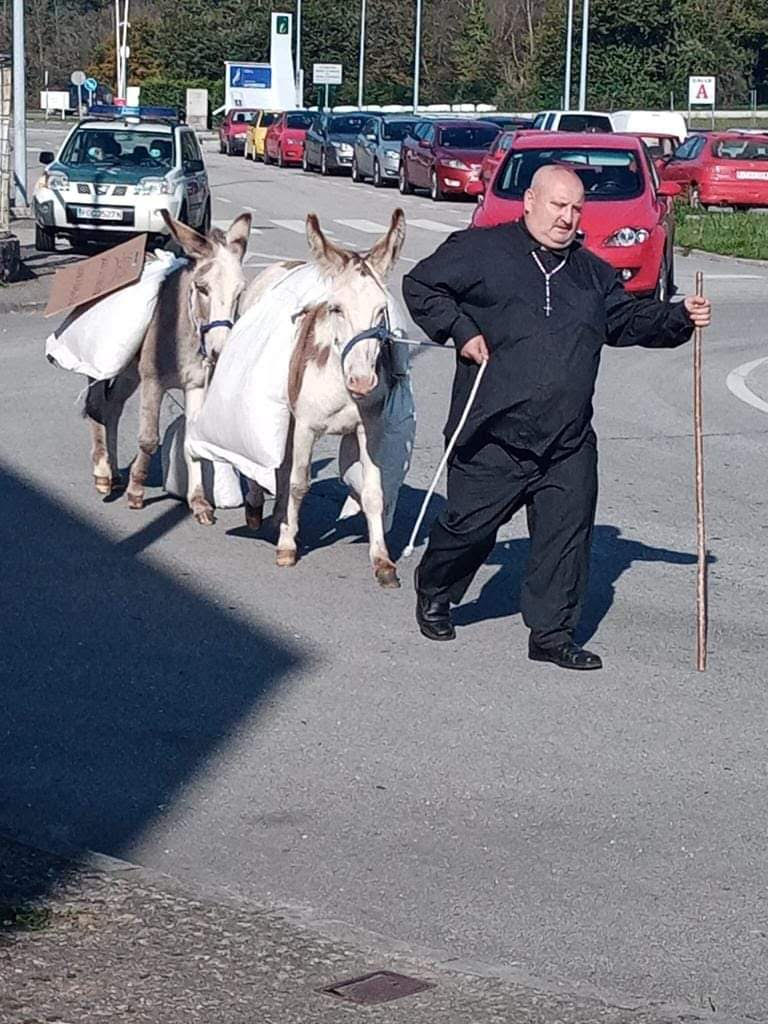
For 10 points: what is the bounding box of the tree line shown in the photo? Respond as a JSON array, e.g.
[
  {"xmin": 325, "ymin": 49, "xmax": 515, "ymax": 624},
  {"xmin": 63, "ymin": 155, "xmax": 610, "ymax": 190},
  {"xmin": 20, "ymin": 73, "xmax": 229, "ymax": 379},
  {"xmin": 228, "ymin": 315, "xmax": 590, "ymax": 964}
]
[{"xmin": 2, "ymin": 0, "xmax": 767, "ymax": 112}]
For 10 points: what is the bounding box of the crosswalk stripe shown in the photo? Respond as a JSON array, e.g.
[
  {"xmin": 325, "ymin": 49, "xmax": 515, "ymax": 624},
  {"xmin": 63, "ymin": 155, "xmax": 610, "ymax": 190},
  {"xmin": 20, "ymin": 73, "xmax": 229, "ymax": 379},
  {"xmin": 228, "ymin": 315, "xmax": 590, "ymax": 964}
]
[
  {"xmin": 335, "ymin": 218, "xmax": 388, "ymax": 233},
  {"xmin": 272, "ymin": 218, "xmax": 338, "ymax": 237},
  {"xmin": 408, "ymin": 218, "xmax": 464, "ymax": 233},
  {"xmin": 213, "ymin": 219, "xmax": 262, "ymax": 234}
]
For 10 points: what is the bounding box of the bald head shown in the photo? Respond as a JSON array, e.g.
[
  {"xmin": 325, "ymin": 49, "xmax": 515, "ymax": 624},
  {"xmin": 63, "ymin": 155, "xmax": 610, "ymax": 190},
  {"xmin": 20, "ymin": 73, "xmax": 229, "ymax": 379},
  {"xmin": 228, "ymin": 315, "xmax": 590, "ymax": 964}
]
[{"xmin": 523, "ymin": 163, "xmax": 585, "ymax": 249}]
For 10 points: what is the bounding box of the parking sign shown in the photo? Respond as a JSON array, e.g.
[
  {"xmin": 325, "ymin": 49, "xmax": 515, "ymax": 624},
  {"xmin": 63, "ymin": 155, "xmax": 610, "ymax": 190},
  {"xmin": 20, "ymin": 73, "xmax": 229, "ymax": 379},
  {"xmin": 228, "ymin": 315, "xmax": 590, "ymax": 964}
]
[{"xmin": 688, "ymin": 76, "xmax": 716, "ymax": 106}]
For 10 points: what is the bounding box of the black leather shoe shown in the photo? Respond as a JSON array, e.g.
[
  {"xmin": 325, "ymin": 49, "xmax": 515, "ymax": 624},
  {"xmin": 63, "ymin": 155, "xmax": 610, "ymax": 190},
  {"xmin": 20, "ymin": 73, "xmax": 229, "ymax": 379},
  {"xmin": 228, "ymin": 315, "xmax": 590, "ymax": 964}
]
[
  {"xmin": 528, "ymin": 638, "xmax": 602, "ymax": 670},
  {"xmin": 415, "ymin": 569, "xmax": 455, "ymax": 642}
]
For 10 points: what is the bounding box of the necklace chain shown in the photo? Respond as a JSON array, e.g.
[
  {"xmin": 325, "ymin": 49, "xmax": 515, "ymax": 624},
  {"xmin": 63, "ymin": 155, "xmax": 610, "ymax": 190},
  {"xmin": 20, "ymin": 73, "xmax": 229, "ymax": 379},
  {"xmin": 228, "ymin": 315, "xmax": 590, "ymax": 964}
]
[{"xmin": 530, "ymin": 250, "xmax": 567, "ymax": 318}]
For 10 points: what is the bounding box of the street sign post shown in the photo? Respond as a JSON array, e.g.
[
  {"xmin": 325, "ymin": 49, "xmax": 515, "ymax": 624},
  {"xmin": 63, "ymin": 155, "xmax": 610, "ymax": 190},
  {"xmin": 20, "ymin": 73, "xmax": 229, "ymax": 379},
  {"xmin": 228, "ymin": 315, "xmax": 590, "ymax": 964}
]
[
  {"xmin": 313, "ymin": 63, "xmax": 342, "ymax": 110},
  {"xmin": 71, "ymin": 69, "xmax": 86, "ymax": 117},
  {"xmin": 688, "ymin": 75, "xmax": 716, "ymax": 128}
]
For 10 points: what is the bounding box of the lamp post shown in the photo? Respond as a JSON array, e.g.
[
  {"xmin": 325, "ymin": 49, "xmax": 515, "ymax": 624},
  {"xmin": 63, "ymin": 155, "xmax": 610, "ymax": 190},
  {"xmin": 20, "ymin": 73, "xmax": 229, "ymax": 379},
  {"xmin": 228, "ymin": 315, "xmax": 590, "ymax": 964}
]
[
  {"xmin": 413, "ymin": 0, "xmax": 422, "ymax": 112},
  {"xmin": 577, "ymin": 0, "xmax": 589, "ymax": 111},
  {"xmin": 563, "ymin": 0, "xmax": 574, "ymax": 111},
  {"xmin": 295, "ymin": 0, "xmax": 302, "ymax": 106},
  {"xmin": 11, "ymin": 0, "xmax": 26, "ymax": 209},
  {"xmin": 357, "ymin": 0, "xmax": 366, "ymax": 108}
]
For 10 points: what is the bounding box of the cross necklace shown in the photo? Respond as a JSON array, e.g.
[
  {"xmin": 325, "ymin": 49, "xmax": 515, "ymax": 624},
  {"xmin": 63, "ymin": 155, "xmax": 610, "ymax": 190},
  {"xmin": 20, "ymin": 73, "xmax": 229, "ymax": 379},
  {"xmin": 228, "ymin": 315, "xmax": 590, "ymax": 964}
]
[{"xmin": 530, "ymin": 250, "xmax": 567, "ymax": 317}]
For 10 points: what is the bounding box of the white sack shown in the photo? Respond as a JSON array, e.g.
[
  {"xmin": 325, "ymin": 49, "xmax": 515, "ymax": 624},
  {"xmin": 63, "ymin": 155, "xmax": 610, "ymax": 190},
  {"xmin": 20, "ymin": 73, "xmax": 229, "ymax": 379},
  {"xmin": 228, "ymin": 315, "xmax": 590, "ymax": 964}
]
[
  {"xmin": 161, "ymin": 413, "xmax": 244, "ymax": 508},
  {"xmin": 45, "ymin": 249, "xmax": 187, "ymax": 380},
  {"xmin": 186, "ymin": 263, "xmax": 415, "ymax": 528}
]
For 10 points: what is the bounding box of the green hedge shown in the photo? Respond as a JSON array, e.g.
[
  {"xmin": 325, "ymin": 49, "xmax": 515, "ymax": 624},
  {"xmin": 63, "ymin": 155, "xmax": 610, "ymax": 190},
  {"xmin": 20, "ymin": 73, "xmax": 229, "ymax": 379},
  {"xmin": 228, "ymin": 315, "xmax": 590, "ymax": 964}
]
[{"xmin": 138, "ymin": 78, "xmax": 224, "ymax": 124}]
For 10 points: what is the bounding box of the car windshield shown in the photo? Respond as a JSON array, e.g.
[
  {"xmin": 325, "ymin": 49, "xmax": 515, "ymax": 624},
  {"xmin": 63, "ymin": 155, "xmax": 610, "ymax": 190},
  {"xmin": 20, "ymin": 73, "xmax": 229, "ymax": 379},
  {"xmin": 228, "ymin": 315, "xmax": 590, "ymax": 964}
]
[
  {"xmin": 330, "ymin": 116, "xmax": 367, "ymax": 134},
  {"xmin": 260, "ymin": 112, "xmax": 280, "ymax": 127},
  {"xmin": 438, "ymin": 125, "xmax": 497, "ymax": 149},
  {"xmin": 712, "ymin": 138, "xmax": 768, "ymax": 160},
  {"xmin": 558, "ymin": 114, "xmax": 613, "ymax": 132},
  {"xmin": 60, "ymin": 128, "xmax": 175, "ymax": 170},
  {"xmin": 382, "ymin": 121, "xmax": 417, "ymax": 141},
  {"xmin": 232, "ymin": 111, "xmax": 258, "ymax": 123},
  {"xmin": 497, "ymin": 148, "xmax": 643, "ymax": 200},
  {"xmin": 286, "ymin": 113, "xmax": 313, "ymax": 129}
]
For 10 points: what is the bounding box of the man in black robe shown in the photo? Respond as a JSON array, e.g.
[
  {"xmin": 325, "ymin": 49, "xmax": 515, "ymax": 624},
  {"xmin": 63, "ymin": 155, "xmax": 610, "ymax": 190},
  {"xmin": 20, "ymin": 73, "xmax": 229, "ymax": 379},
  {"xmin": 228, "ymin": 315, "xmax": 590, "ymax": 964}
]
[{"xmin": 402, "ymin": 164, "xmax": 711, "ymax": 670}]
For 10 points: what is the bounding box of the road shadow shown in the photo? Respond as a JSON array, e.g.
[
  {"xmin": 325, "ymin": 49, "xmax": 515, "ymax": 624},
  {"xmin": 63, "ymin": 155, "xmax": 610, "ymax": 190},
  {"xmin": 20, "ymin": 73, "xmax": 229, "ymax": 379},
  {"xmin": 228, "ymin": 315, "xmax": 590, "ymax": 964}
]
[
  {"xmin": 450, "ymin": 524, "xmax": 705, "ymax": 643},
  {"xmin": 0, "ymin": 461, "xmax": 304, "ymax": 905}
]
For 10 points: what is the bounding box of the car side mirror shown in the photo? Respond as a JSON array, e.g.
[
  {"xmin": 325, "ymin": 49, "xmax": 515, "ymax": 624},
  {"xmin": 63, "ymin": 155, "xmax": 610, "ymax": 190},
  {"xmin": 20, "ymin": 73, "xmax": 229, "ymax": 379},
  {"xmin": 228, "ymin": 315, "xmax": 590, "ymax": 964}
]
[
  {"xmin": 465, "ymin": 180, "xmax": 485, "ymax": 197},
  {"xmin": 657, "ymin": 180, "xmax": 681, "ymax": 198},
  {"xmin": 39, "ymin": 151, "xmax": 54, "ymax": 165},
  {"xmin": 185, "ymin": 159, "xmax": 204, "ymax": 173}
]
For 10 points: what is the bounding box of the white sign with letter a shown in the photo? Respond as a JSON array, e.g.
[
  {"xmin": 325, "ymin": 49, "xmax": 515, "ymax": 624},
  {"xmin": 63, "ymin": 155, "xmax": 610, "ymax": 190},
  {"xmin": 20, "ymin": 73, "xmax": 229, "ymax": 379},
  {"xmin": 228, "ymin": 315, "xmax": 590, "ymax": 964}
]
[{"xmin": 689, "ymin": 76, "xmax": 716, "ymax": 106}]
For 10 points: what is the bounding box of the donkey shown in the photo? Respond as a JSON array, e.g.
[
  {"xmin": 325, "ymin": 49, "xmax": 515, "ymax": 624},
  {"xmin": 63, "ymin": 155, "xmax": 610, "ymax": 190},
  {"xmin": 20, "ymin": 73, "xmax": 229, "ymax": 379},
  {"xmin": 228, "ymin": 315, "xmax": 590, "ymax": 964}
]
[
  {"xmin": 86, "ymin": 210, "xmax": 251, "ymax": 524},
  {"xmin": 244, "ymin": 208, "xmax": 406, "ymax": 588}
]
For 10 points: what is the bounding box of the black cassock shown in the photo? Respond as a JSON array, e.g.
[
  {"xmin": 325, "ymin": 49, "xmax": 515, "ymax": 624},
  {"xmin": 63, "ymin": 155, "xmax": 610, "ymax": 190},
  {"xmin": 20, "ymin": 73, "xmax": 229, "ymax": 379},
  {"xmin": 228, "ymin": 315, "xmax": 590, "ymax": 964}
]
[{"xmin": 402, "ymin": 219, "xmax": 694, "ymax": 647}]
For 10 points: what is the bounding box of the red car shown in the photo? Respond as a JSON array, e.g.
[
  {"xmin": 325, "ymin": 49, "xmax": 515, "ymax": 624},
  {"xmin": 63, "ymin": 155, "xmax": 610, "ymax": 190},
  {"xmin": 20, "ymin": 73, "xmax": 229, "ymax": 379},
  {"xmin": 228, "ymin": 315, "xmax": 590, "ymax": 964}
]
[
  {"xmin": 264, "ymin": 110, "xmax": 314, "ymax": 167},
  {"xmin": 480, "ymin": 129, "xmax": 517, "ymax": 188},
  {"xmin": 471, "ymin": 131, "xmax": 681, "ymax": 298},
  {"xmin": 626, "ymin": 133, "xmax": 679, "ymax": 174},
  {"xmin": 660, "ymin": 131, "xmax": 768, "ymax": 209},
  {"xmin": 399, "ymin": 119, "xmax": 498, "ymax": 201},
  {"xmin": 218, "ymin": 109, "xmax": 260, "ymax": 156}
]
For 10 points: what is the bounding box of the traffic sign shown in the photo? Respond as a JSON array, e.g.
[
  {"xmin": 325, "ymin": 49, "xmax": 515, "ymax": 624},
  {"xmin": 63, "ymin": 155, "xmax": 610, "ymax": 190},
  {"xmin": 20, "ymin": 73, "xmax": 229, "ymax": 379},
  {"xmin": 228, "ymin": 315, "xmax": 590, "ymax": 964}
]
[
  {"xmin": 84, "ymin": 77, "xmax": 97, "ymax": 94},
  {"xmin": 313, "ymin": 63, "xmax": 343, "ymax": 86},
  {"xmin": 70, "ymin": 70, "xmax": 86, "ymax": 86},
  {"xmin": 688, "ymin": 75, "xmax": 716, "ymax": 106}
]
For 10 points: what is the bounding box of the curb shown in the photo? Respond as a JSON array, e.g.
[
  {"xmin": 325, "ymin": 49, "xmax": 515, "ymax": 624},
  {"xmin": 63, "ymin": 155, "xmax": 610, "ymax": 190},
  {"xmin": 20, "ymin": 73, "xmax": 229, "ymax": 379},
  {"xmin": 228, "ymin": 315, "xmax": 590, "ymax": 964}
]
[
  {"xmin": 0, "ymin": 298, "xmax": 47, "ymax": 315},
  {"xmin": 674, "ymin": 245, "xmax": 768, "ymax": 269}
]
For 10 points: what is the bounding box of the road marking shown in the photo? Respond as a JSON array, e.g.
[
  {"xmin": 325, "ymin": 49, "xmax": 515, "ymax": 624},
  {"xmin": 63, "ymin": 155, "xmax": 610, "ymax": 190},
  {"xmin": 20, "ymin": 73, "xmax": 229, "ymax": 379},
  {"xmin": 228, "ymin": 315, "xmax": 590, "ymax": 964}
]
[
  {"xmin": 409, "ymin": 218, "xmax": 463, "ymax": 232},
  {"xmin": 213, "ymin": 219, "xmax": 262, "ymax": 234},
  {"xmin": 216, "ymin": 196, "xmax": 233, "ymax": 204},
  {"xmin": 704, "ymin": 273, "xmax": 764, "ymax": 280},
  {"xmin": 271, "ymin": 218, "xmax": 336, "ymax": 237},
  {"xmin": 726, "ymin": 356, "xmax": 768, "ymax": 415},
  {"xmin": 335, "ymin": 218, "xmax": 388, "ymax": 233}
]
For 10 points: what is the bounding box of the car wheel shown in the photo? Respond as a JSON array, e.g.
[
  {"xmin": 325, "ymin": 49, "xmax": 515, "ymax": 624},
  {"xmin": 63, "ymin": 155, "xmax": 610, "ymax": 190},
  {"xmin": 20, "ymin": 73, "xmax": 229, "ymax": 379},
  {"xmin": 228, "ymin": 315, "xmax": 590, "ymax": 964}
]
[
  {"xmin": 35, "ymin": 222, "xmax": 56, "ymax": 252},
  {"xmin": 264, "ymin": 147, "xmax": 272, "ymax": 166},
  {"xmin": 302, "ymin": 149, "xmax": 311, "ymax": 172},
  {"xmin": 277, "ymin": 147, "xmax": 285, "ymax": 168},
  {"xmin": 398, "ymin": 164, "xmax": 413, "ymax": 195},
  {"xmin": 430, "ymin": 170, "xmax": 443, "ymax": 202},
  {"xmin": 655, "ymin": 254, "xmax": 670, "ymax": 302},
  {"xmin": 321, "ymin": 150, "xmax": 329, "ymax": 176},
  {"xmin": 178, "ymin": 201, "xmax": 189, "ymax": 226},
  {"xmin": 373, "ymin": 159, "xmax": 384, "ymax": 188},
  {"xmin": 351, "ymin": 157, "xmax": 361, "ymax": 183}
]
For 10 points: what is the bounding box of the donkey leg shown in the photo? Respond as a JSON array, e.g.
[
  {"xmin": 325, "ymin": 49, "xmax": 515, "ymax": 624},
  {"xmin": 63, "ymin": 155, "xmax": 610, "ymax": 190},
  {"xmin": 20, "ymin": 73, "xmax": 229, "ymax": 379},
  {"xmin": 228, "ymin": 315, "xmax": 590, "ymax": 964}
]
[
  {"xmin": 126, "ymin": 379, "xmax": 162, "ymax": 511},
  {"xmin": 87, "ymin": 369, "xmax": 138, "ymax": 493},
  {"xmin": 244, "ymin": 479, "xmax": 266, "ymax": 530},
  {"xmin": 104, "ymin": 365, "xmax": 139, "ymax": 492},
  {"xmin": 183, "ymin": 386, "xmax": 215, "ymax": 525},
  {"xmin": 276, "ymin": 420, "xmax": 314, "ymax": 567},
  {"xmin": 356, "ymin": 424, "xmax": 400, "ymax": 589},
  {"xmin": 89, "ymin": 419, "xmax": 113, "ymax": 494}
]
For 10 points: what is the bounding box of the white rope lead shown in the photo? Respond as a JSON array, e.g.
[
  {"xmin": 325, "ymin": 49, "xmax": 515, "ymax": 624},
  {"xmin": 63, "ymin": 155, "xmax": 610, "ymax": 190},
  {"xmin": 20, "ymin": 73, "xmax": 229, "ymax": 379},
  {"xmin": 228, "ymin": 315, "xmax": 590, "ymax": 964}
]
[{"xmin": 402, "ymin": 357, "xmax": 489, "ymax": 558}]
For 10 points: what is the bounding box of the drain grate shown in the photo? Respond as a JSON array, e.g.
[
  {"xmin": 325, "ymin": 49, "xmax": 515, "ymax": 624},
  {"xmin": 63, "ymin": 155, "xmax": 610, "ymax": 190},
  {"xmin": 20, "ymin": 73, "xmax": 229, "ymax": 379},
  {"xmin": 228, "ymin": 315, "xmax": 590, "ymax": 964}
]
[{"xmin": 324, "ymin": 969, "xmax": 434, "ymax": 1005}]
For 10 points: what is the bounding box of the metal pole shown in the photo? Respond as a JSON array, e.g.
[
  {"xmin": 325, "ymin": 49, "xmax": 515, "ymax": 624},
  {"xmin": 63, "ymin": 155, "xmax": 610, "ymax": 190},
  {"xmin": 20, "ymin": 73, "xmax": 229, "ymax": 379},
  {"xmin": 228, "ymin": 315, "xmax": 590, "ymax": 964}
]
[
  {"xmin": 563, "ymin": 0, "xmax": 574, "ymax": 111},
  {"xmin": 120, "ymin": 0, "xmax": 130, "ymax": 98},
  {"xmin": 324, "ymin": 83, "xmax": 329, "ymax": 111},
  {"xmin": 413, "ymin": 0, "xmax": 422, "ymax": 112},
  {"xmin": 114, "ymin": 0, "xmax": 121, "ymax": 97},
  {"xmin": 577, "ymin": 0, "xmax": 589, "ymax": 112},
  {"xmin": 295, "ymin": 0, "xmax": 302, "ymax": 106},
  {"xmin": 11, "ymin": 0, "xmax": 27, "ymax": 209},
  {"xmin": 357, "ymin": 0, "xmax": 366, "ymax": 109},
  {"xmin": 44, "ymin": 69, "xmax": 49, "ymax": 121},
  {"xmin": 692, "ymin": 270, "xmax": 707, "ymax": 671},
  {"xmin": 77, "ymin": 83, "xmax": 82, "ymax": 118},
  {"xmin": 1, "ymin": 60, "xmax": 11, "ymax": 233}
]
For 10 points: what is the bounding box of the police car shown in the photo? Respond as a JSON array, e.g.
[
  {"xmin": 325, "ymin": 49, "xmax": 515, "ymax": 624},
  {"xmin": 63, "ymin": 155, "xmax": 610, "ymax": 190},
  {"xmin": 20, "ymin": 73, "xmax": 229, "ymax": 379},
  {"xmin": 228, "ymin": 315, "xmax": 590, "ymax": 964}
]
[{"xmin": 33, "ymin": 105, "xmax": 211, "ymax": 251}]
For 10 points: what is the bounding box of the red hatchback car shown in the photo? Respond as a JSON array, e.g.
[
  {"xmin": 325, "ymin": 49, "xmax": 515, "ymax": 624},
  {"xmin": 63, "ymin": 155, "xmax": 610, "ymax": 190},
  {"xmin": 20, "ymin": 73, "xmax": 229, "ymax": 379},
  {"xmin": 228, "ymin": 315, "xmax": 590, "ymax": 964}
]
[
  {"xmin": 471, "ymin": 132, "xmax": 681, "ymax": 297},
  {"xmin": 480, "ymin": 129, "xmax": 516, "ymax": 188},
  {"xmin": 218, "ymin": 109, "xmax": 259, "ymax": 156},
  {"xmin": 660, "ymin": 131, "xmax": 768, "ymax": 209},
  {"xmin": 264, "ymin": 110, "xmax": 314, "ymax": 167},
  {"xmin": 399, "ymin": 119, "xmax": 499, "ymax": 200}
]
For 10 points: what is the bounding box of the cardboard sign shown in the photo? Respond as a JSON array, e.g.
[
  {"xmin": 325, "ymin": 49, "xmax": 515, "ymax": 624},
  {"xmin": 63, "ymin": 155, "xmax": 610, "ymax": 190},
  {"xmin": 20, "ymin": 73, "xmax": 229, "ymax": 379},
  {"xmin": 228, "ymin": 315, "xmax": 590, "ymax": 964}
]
[{"xmin": 44, "ymin": 234, "xmax": 147, "ymax": 318}]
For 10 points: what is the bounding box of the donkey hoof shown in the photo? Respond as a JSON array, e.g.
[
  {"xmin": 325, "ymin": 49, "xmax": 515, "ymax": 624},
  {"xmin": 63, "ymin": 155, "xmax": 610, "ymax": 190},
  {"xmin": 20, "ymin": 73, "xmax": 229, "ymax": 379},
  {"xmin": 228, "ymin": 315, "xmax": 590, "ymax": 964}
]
[
  {"xmin": 374, "ymin": 561, "xmax": 401, "ymax": 589},
  {"xmin": 94, "ymin": 475, "xmax": 112, "ymax": 495},
  {"xmin": 111, "ymin": 474, "xmax": 126, "ymax": 492},
  {"xmin": 127, "ymin": 492, "xmax": 144, "ymax": 510},
  {"xmin": 276, "ymin": 548, "xmax": 297, "ymax": 568},
  {"xmin": 245, "ymin": 505, "xmax": 263, "ymax": 530},
  {"xmin": 194, "ymin": 508, "xmax": 215, "ymax": 526}
]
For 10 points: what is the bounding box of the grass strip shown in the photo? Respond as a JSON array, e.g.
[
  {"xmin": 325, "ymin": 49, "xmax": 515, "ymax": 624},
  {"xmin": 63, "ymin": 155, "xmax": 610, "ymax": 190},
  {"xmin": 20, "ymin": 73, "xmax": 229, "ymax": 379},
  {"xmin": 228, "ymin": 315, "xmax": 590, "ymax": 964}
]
[{"xmin": 675, "ymin": 203, "xmax": 768, "ymax": 260}]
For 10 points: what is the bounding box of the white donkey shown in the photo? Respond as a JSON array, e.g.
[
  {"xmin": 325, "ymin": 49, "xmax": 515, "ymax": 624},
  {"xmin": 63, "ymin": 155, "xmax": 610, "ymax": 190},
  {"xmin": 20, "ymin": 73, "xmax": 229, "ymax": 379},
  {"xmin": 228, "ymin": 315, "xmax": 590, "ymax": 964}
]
[
  {"xmin": 243, "ymin": 209, "xmax": 407, "ymax": 588},
  {"xmin": 86, "ymin": 211, "xmax": 251, "ymax": 524}
]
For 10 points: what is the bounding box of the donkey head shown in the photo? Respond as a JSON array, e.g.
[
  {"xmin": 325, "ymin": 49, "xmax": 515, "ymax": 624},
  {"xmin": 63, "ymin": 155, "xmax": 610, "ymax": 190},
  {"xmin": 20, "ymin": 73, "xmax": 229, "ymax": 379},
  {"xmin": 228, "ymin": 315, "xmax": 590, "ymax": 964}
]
[
  {"xmin": 161, "ymin": 210, "xmax": 252, "ymax": 360},
  {"xmin": 304, "ymin": 208, "xmax": 406, "ymax": 398}
]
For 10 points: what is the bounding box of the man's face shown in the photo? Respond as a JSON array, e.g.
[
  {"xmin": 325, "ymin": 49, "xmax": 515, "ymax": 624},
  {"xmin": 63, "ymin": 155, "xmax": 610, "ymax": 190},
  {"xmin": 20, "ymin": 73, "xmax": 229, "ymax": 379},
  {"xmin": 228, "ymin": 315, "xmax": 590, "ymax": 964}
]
[{"xmin": 523, "ymin": 171, "xmax": 584, "ymax": 249}]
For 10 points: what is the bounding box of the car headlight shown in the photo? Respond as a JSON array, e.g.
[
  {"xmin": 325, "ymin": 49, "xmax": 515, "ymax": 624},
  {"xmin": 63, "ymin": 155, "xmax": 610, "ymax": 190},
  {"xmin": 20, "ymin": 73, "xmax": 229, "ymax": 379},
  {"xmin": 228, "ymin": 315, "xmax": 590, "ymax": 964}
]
[
  {"xmin": 134, "ymin": 177, "xmax": 173, "ymax": 196},
  {"xmin": 441, "ymin": 158, "xmax": 469, "ymax": 170},
  {"xmin": 335, "ymin": 142, "xmax": 353, "ymax": 156},
  {"xmin": 604, "ymin": 227, "xmax": 650, "ymax": 247},
  {"xmin": 383, "ymin": 148, "xmax": 400, "ymax": 160},
  {"xmin": 45, "ymin": 171, "xmax": 69, "ymax": 191}
]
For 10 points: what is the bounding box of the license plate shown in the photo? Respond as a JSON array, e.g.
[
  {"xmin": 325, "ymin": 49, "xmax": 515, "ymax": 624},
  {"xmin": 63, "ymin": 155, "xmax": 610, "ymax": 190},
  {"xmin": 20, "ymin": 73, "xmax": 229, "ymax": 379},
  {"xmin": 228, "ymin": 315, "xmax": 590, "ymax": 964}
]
[
  {"xmin": 736, "ymin": 170, "xmax": 768, "ymax": 181},
  {"xmin": 75, "ymin": 206, "xmax": 123, "ymax": 221}
]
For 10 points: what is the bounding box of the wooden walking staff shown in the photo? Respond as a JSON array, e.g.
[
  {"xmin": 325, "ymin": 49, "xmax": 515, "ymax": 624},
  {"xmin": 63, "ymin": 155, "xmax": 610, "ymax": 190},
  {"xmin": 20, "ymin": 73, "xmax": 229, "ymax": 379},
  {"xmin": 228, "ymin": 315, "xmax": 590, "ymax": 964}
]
[{"xmin": 693, "ymin": 271, "xmax": 708, "ymax": 671}]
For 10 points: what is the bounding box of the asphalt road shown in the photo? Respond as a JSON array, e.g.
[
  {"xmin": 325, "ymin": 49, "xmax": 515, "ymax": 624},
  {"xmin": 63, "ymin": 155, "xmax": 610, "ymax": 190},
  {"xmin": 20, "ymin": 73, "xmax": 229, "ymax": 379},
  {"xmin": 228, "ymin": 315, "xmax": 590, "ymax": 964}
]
[{"xmin": 3, "ymin": 125, "xmax": 768, "ymax": 1022}]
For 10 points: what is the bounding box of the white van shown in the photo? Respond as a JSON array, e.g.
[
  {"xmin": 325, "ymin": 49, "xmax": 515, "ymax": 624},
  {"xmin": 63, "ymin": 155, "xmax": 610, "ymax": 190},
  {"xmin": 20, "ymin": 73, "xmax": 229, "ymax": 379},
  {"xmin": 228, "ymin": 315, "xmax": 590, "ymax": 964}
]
[
  {"xmin": 532, "ymin": 110, "xmax": 613, "ymax": 132},
  {"xmin": 611, "ymin": 110, "xmax": 688, "ymax": 143}
]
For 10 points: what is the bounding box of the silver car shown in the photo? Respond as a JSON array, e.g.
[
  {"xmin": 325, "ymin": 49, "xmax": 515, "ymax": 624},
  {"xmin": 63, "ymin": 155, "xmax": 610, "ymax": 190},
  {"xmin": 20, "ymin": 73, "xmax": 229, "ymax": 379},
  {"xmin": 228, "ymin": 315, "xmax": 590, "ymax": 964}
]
[{"xmin": 352, "ymin": 115, "xmax": 419, "ymax": 187}]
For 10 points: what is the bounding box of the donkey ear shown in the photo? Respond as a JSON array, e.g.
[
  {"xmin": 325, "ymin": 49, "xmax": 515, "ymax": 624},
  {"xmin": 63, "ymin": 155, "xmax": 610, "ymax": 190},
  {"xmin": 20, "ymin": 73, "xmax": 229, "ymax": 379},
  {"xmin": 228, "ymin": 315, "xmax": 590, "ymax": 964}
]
[
  {"xmin": 160, "ymin": 210, "xmax": 212, "ymax": 260},
  {"xmin": 306, "ymin": 212, "xmax": 350, "ymax": 272},
  {"xmin": 365, "ymin": 208, "xmax": 406, "ymax": 278},
  {"xmin": 226, "ymin": 212, "xmax": 252, "ymax": 262}
]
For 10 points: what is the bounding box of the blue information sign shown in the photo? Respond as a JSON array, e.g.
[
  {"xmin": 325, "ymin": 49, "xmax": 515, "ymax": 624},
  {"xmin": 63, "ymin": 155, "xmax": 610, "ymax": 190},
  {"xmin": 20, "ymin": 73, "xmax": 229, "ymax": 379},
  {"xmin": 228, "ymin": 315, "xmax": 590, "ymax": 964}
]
[
  {"xmin": 229, "ymin": 65, "xmax": 271, "ymax": 89},
  {"xmin": 84, "ymin": 77, "xmax": 98, "ymax": 93}
]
